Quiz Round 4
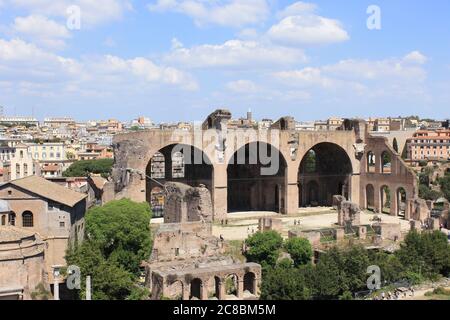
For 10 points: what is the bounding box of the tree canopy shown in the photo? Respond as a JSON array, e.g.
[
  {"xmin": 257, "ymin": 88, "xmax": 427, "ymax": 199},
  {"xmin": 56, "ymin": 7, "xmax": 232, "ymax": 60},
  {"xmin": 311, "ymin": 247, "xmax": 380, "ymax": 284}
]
[
  {"xmin": 66, "ymin": 199, "xmax": 152, "ymax": 300},
  {"xmin": 63, "ymin": 158, "xmax": 114, "ymax": 178},
  {"xmin": 259, "ymin": 231, "xmax": 450, "ymax": 300},
  {"xmin": 244, "ymin": 231, "xmax": 283, "ymax": 268},
  {"xmin": 284, "ymin": 237, "xmax": 313, "ymax": 267}
]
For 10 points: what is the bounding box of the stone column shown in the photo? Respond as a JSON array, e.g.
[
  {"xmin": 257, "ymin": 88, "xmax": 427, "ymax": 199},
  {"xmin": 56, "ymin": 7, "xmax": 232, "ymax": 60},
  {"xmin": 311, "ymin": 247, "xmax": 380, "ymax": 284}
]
[
  {"xmin": 201, "ymin": 281, "xmax": 208, "ymax": 301},
  {"xmin": 285, "ymin": 163, "xmax": 299, "ymax": 214},
  {"xmin": 182, "ymin": 283, "xmax": 190, "ymax": 300},
  {"xmin": 405, "ymin": 199, "xmax": 413, "ymax": 220},
  {"xmin": 237, "ymin": 279, "xmax": 244, "ymax": 299},
  {"xmin": 212, "ymin": 163, "xmax": 228, "ymax": 221},
  {"xmin": 350, "ymin": 174, "xmax": 360, "ymax": 205},
  {"xmin": 219, "ymin": 279, "xmax": 226, "ymax": 300},
  {"xmin": 390, "ymin": 188, "xmax": 398, "ymax": 216},
  {"xmin": 374, "ymin": 183, "xmax": 381, "ymax": 213},
  {"xmin": 375, "ymin": 152, "xmax": 381, "ymax": 174}
]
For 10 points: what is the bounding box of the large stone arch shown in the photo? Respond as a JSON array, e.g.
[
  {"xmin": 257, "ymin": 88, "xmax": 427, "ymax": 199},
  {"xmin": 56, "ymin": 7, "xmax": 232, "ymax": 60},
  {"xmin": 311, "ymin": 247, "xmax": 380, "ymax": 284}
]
[
  {"xmin": 146, "ymin": 143, "xmax": 214, "ymax": 216},
  {"xmin": 226, "ymin": 141, "xmax": 288, "ymax": 213},
  {"xmin": 298, "ymin": 142, "xmax": 353, "ymax": 207}
]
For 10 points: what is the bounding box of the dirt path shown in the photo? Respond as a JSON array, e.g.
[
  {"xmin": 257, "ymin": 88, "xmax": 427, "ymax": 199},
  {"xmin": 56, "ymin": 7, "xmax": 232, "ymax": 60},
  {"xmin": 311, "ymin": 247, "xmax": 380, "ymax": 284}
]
[{"xmin": 212, "ymin": 209, "xmax": 411, "ymax": 241}]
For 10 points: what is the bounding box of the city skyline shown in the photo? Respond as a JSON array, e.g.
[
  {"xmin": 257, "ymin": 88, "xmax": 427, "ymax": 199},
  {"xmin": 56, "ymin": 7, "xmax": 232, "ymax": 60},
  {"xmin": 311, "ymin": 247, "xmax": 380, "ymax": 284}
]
[{"xmin": 0, "ymin": 1, "xmax": 449, "ymax": 122}]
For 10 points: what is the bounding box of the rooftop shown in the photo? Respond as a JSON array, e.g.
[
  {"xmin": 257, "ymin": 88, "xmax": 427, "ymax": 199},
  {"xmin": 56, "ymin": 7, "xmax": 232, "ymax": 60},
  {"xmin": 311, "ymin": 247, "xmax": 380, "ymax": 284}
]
[{"xmin": 3, "ymin": 175, "xmax": 86, "ymax": 207}]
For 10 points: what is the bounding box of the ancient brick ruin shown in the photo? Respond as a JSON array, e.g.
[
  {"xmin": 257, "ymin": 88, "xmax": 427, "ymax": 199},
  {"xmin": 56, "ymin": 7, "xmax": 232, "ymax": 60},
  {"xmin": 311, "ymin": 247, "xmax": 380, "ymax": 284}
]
[{"xmin": 144, "ymin": 182, "xmax": 261, "ymax": 300}]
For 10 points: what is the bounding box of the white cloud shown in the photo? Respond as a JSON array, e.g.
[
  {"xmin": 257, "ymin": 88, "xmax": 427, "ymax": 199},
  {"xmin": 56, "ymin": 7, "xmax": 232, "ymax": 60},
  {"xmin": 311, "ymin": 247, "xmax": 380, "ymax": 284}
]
[
  {"xmin": 165, "ymin": 39, "xmax": 307, "ymax": 68},
  {"xmin": 148, "ymin": 0, "xmax": 269, "ymax": 28},
  {"xmin": 276, "ymin": 1, "xmax": 317, "ymax": 19},
  {"xmin": 226, "ymin": 79, "xmax": 258, "ymax": 93},
  {"xmin": 237, "ymin": 28, "xmax": 259, "ymax": 40},
  {"xmin": 9, "ymin": 0, "xmax": 133, "ymax": 27},
  {"xmin": 274, "ymin": 67, "xmax": 337, "ymax": 88},
  {"xmin": 0, "ymin": 38, "xmax": 198, "ymax": 95},
  {"xmin": 323, "ymin": 55, "xmax": 427, "ymax": 81},
  {"xmin": 403, "ymin": 51, "xmax": 427, "ymax": 65},
  {"xmin": 268, "ymin": 15, "xmax": 349, "ymax": 46},
  {"xmin": 273, "ymin": 52, "xmax": 428, "ymax": 99},
  {"xmin": 12, "ymin": 15, "xmax": 70, "ymax": 49}
]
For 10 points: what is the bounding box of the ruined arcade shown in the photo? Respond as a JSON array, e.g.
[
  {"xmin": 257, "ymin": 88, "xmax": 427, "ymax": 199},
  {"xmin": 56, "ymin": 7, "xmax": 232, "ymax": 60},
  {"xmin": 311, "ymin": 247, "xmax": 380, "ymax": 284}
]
[{"xmin": 111, "ymin": 109, "xmax": 418, "ymax": 221}]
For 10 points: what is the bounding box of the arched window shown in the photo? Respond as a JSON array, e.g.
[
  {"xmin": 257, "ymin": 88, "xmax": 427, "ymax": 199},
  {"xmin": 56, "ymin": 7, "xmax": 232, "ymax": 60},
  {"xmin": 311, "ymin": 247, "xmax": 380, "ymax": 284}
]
[
  {"xmin": 304, "ymin": 150, "xmax": 317, "ymax": 173},
  {"xmin": 24, "ymin": 163, "xmax": 28, "ymax": 176},
  {"xmin": 16, "ymin": 163, "xmax": 21, "ymax": 176},
  {"xmin": 397, "ymin": 187, "xmax": 407, "ymax": 217},
  {"xmin": 22, "ymin": 211, "xmax": 34, "ymax": 227},
  {"xmin": 9, "ymin": 212, "xmax": 16, "ymax": 226},
  {"xmin": 367, "ymin": 151, "xmax": 376, "ymax": 173},
  {"xmin": 172, "ymin": 151, "xmax": 185, "ymax": 178},
  {"xmin": 381, "ymin": 151, "xmax": 392, "ymax": 174},
  {"xmin": 150, "ymin": 152, "xmax": 165, "ymax": 179}
]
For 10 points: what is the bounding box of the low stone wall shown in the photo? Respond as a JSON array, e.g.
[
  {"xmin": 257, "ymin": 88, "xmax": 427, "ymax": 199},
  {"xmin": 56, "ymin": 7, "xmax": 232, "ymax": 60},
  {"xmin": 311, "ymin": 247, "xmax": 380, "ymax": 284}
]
[
  {"xmin": 372, "ymin": 223, "xmax": 401, "ymax": 241},
  {"xmin": 258, "ymin": 217, "xmax": 283, "ymax": 233}
]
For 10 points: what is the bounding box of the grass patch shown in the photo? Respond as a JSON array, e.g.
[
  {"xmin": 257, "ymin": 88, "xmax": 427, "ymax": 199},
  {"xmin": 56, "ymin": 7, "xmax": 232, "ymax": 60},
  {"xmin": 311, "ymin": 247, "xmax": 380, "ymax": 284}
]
[{"xmin": 225, "ymin": 240, "xmax": 246, "ymax": 263}]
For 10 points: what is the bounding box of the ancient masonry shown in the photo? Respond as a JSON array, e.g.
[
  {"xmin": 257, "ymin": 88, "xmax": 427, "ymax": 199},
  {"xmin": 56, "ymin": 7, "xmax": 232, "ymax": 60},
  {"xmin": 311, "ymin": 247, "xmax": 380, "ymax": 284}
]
[
  {"xmin": 143, "ymin": 182, "xmax": 261, "ymax": 300},
  {"xmin": 110, "ymin": 109, "xmax": 419, "ymax": 221}
]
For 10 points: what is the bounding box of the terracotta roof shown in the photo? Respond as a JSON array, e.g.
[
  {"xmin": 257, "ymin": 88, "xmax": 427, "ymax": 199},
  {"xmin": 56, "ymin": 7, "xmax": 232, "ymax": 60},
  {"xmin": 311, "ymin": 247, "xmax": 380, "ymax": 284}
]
[
  {"xmin": 90, "ymin": 176, "xmax": 107, "ymax": 190},
  {"xmin": 6, "ymin": 175, "xmax": 86, "ymax": 207}
]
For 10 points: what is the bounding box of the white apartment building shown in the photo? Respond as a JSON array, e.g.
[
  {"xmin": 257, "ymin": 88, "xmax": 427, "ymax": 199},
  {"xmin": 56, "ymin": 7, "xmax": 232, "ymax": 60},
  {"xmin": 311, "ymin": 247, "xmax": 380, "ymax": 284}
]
[
  {"xmin": 0, "ymin": 117, "xmax": 39, "ymax": 127},
  {"xmin": 28, "ymin": 142, "xmax": 66, "ymax": 161},
  {"xmin": 43, "ymin": 117, "xmax": 76, "ymax": 128},
  {"xmin": 0, "ymin": 143, "xmax": 38, "ymax": 181}
]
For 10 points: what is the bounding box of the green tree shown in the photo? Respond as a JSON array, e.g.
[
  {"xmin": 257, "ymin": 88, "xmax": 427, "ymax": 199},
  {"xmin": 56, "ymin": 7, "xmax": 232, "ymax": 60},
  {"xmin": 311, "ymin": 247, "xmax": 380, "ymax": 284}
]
[
  {"xmin": 312, "ymin": 248, "xmax": 343, "ymax": 299},
  {"xmin": 260, "ymin": 265, "xmax": 312, "ymax": 300},
  {"xmin": 244, "ymin": 231, "xmax": 283, "ymax": 268},
  {"xmin": 419, "ymin": 184, "xmax": 443, "ymax": 201},
  {"xmin": 395, "ymin": 230, "xmax": 450, "ymax": 279},
  {"xmin": 83, "ymin": 199, "xmax": 152, "ymax": 273},
  {"xmin": 368, "ymin": 251, "xmax": 403, "ymax": 284},
  {"xmin": 66, "ymin": 199, "xmax": 152, "ymax": 300},
  {"xmin": 284, "ymin": 237, "xmax": 313, "ymax": 267},
  {"xmin": 63, "ymin": 158, "xmax": 114, "ymax": 178}
]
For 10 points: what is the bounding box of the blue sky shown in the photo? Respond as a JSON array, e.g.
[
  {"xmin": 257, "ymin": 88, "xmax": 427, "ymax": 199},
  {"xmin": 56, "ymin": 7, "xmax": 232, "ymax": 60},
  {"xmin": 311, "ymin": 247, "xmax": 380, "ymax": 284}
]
[{"xmin": 0, "ymin": 0, "xmax": 449, "ymax": 122}]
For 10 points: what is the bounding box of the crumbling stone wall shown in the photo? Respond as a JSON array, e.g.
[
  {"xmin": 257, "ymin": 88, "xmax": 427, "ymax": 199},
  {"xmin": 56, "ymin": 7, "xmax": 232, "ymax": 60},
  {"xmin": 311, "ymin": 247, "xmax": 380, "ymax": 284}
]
[
  {"xmin": 164, "ymin": 182, "xmax": 213, "ymax": 224},
  {"xmin": 407, "ymin": 198, "xmax": 430, "ymax": 222},
  {"xmin": 338, "ymin": 200, "xmax": 361, "ymax": 226},
  {"xmin": 372, "ymin": 223, "xmax": 401, "ymax": 241},
  {"xmin": 186, "ymin": 184, "xmax": 213, "ymax": 223},
  {"xmin": 258, "ymin": 217, "xmax": 283, "ymax": 233}
]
